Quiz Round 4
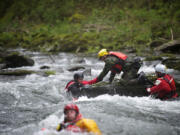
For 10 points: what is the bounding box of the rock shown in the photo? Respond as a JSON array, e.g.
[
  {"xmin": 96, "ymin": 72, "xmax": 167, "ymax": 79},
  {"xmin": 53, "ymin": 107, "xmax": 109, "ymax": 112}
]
[
  {"xmin": 149, "ymin": 40, "xmax": 166, "ymax": 48},
  {"xmin": 3, "ymin": 53, "xmax": 34, "ymax": 69},
  {"xmin": 44, "ymin": 70, "xmax": 56, "ymax": 76},
  {"xmin": 67, "ymin": 79, "xmax": 180, "ymax": 98},
  {"xmin": 154, "ymin": 40, "xmax": 180, "ymax": 53},
  {"xmin": 162, "ymin": 58, "xmax": 180, "ymax": 71},
  {"xmin": 73, "ymin": 58, "xmax": 85, "ymax": 63},
  {"xmin": 40, "ymin": 65, "xmax": 50, "ymax": 69},
  {"xmin": 68, "ymin": 66, "xmax": 85, "ymax": 71},
  {"xmin": 0, "ymin": 70, "xmax": 35, "ymax": 76},
  {"xmin": 68, "ymin": 81, "xmax": 149, "ymax": 98}
]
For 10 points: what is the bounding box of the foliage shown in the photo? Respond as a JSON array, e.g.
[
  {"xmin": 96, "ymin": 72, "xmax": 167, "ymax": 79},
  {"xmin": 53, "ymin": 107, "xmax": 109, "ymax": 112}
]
[
  {"xmin": 0, "ymin": 0, "xmax": 179, "ymax": 53},
  {"xmin": 44, "ymin": 70, "xmax": 56, "ymax": 76}
]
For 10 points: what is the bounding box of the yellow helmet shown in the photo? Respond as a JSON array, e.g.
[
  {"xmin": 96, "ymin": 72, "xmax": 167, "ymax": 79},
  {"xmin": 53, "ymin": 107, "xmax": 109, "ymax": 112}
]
[{"xmin": 98, "ymin": 49, "xmax": 109, "ymax": 58}]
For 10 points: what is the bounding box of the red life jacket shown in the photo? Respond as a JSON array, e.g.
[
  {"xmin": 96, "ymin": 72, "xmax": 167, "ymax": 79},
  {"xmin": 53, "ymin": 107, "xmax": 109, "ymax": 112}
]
[
  {"xmin": 163, "ymin": 74, "xmax": 176, "ymax": 91},
  {"xmin": 65, "ymin": 80, "xmax": 75, "ymax": 90},
  {"xmin": 109, "ymin": 52, "xmax": 128, "ymax": 73},
  {"xmin": 162, "ymin": 74, "xmax": 178, "ymax": 98},
  {"xmin": 150, "ymin": 74, "xmax": 178, "ymax": 99},
  {"xmin": 109, "ymin": 52, "xmax": 127, "ymax": 60}
]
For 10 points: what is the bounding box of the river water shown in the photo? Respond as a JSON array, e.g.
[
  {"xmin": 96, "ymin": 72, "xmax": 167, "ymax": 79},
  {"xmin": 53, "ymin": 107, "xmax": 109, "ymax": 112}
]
[{"xmin": 0, "ymin": 50, "xmax": 180, "ymax": 135}]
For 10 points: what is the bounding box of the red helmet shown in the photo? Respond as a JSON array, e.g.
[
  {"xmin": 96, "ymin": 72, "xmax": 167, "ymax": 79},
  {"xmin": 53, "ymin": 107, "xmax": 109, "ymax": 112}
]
[{"xmin": 64, "ymin": 104, "xmax": 79, "ymax": 114}]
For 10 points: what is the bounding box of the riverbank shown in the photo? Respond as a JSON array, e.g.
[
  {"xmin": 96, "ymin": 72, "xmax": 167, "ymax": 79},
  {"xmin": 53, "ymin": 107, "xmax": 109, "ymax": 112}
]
[{"xmin": 0, "ymin": 0, "xmax": 179, "ymax": 54}]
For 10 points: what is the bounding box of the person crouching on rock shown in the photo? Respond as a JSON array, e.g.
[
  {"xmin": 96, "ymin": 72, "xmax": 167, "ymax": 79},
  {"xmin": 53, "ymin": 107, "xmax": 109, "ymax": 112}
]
[
  {"xmin": 56, "ymin": 103, "xmax": 102, "ymax": 135},
  {"xmin": 146, "ymin": 64, "xmax": 178, "ymax": 100},
  {"xmin": 65, "ymin": 72, "xmax": 98, "ymax": 96},
  {"xmin": 97, "ymin": 49, "xmax": 142, "ymax": 83}
]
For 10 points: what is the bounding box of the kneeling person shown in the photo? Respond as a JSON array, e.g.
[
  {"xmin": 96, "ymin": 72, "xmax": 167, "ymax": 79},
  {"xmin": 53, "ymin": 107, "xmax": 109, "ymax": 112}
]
[
  {"xmin": 146, "ymin": 64, "xmax": 178, "ymax": 100},
  {"xmin": 56, "ymin": 104, "xmax": 102, "ymax": 135}
]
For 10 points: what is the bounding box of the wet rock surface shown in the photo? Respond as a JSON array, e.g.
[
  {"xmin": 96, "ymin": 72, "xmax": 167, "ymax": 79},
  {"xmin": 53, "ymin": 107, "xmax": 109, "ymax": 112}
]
[
  {"xmin": 0, "ymin": 51, "xmax": 34, "ymax": 69},
  {"xmin": 154, "ymin": 40, "xmax": 180, "ymax": 54}
]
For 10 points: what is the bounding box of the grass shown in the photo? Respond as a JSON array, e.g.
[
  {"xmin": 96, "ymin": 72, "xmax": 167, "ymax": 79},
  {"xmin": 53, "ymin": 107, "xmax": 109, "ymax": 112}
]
[{"xmin": 0, "ymin": 0, "xmax": 179, "ymax": 54}]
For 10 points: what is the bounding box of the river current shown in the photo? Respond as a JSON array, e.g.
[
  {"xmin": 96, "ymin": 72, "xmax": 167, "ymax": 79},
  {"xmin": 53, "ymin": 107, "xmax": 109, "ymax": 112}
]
[{"xmin": 0, "ymin": 50, "xmax": 180, "ymax": 135}]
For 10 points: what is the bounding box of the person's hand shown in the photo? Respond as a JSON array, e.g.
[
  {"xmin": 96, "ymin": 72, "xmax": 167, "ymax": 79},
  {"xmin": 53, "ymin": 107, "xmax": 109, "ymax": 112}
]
[
  {"xmin": 83, "ymin": 85, "xmax": 90, "ymax": 89},
  {"xmin": 146, "ymin": 88, "xmax": 151, "ymax": 93},
  {"xmin": 56, "ymin": 123, "xmax": 65, "ymax": 131}
]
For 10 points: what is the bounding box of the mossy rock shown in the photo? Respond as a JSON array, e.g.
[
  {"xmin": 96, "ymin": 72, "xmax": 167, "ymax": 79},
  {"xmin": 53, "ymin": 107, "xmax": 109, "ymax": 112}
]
[
  {"xmin": 162, "ymin": 58, "xmax": 180, "ymax": 71},
  {"xmin": 3, "ymin": 53, "xmax": 34, "ymax": 68},
  {"xmin": 149, "ymin": 39, "xmax": 167, "ymax": 48},
  {"xmin": 44, "ymin": 70, "xmax": 56, "ymax": 76},
  {"xmin": 145, "ymin": 56, "xmax": 163, "ymax": 61},
  {"xmin": 0, "ymin": 70, "xmax": 36, "ymax": 76}
]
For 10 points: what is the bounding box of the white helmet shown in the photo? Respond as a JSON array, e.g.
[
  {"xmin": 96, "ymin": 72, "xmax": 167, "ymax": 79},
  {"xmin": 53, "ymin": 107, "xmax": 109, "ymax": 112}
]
[{"xmin": 155, "ymin": 64, "xmax": 166, "ymax": 74}]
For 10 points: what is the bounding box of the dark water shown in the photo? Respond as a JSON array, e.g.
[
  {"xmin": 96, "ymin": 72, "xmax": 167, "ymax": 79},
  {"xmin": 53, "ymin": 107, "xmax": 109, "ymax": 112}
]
[{"xmin": 0, "ymin": 51, "xmax": 180, "ymax": 135}]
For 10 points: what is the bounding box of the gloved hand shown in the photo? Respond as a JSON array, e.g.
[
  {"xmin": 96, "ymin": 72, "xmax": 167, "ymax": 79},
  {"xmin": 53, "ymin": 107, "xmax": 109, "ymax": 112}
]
[
  {"xmin": 56, "ymin": 123, "xmax": 65, "ymax": 131},
  {"xmin": 146, "ymin": 88, "xmax": 151, "ymax": 93}
]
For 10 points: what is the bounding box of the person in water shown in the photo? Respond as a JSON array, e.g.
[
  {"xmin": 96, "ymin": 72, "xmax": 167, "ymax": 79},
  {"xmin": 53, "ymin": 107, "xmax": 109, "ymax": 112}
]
[
  {"xmin": 56, "ymin": 103, "xmax": 102, "ymax": 135},
  {"xmin": 97, "ymin": 49, "xmax": 142, "ymax": 83},
  {"xmin": 65, "ymin": 72, "xmax": 98, "ymax": 92},
  {"xmin": 146, "ymin": 64, "xmax": 178, "ymax": 100}
]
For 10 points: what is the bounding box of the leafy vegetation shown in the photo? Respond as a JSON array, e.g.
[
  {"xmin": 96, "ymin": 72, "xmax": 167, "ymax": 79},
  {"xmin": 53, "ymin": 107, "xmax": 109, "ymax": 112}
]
[{"xmin": 0, "ymin": 0, "xmax": 179, "ymax": 54}]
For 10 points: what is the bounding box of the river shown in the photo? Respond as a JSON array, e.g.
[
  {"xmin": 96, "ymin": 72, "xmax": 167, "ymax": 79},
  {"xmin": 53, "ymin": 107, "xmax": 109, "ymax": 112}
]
[{"xmin": 0, "ymin": 50, "xmax": 180, "ymax": 135}]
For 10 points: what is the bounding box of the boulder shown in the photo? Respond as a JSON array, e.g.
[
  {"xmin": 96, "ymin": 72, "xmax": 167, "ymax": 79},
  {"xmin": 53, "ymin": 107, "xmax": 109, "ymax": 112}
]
[
  {"xmin": 154, "ymin": 40, "xmax": 180, "ymax": 53},
  {"xmin": 2, "ymin": 53, "xmax": 34, "ymax": 69},
  {"xmin": 162, "ymin": 58, "xmax": 180, "ymax": 71},
  {"xmin": 68, "ymin": 66, "xmax": 85, "ymax": 71},
  {"xmin": 67, "ymin": 79, "xmax": 180, "ymax": 99},
  {"xmin": 67, "ymin": 81, "xmax": 149, "ymax": 98},
  {"xmin": 149, "ymin": 39, "xmax": 167, "ymax": 48},
  {"xmin": 0, "ymin": 70, "xmax": 35, "ymax": 76},
  {"xmin": 40, "ymin": 65, "xmax": 50, "ymax": 69}
]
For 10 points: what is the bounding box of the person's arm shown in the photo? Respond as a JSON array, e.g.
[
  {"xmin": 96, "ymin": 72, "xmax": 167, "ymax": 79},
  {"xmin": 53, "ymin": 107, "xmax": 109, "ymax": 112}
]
[
  {"xmin": 97, "ymin": 58, "xmax": 113, "ymax": 81},
  {"xmin": 82, "ymin": 78, "xmax": 99, "ymax": 85},
  {"xmin": 147, "ymin": 79, "xmax": 163, "ymax": 94}
]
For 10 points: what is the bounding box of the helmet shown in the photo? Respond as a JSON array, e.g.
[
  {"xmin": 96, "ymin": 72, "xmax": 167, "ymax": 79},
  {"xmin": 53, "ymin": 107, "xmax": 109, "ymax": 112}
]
[
  {"xmin": 155, "ymin": 64, "xmax": 166, "ymax": 74},
  {"xmin": 98, "ymin": 49, "xmax": 109, "ymax": 58},
  {"xmin": 74, "ymin": 72, "xmax": 84, "ymax": 81},
  {"xmin": 64, "ymin": 104, "xmax": 79, "ymax": 114}
]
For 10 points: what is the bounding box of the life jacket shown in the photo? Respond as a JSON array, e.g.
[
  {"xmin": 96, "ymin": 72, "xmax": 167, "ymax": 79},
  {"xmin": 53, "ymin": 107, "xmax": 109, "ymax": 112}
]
[
  {"xmin": 75, "ymin": 118, "xmax": 102, "ymax": 135},
  {"xmin": 162, "ymin": 74, "xmax": 178, "ymax": 99},
  {"xmin": 109, "ymin": 52, "xmax": 128, "ymax": 73},
  {"xmin": 150, "ymin": 74, "xmax": 178, "ymax": 100},
  {"xmin": 163, "ymin": 74, "xmax": 176, "ymax": 91},
  {"xmin": 109, "ymin": 52, "xmax": 127, "ymax": 60},
  {"xmin": 65, "ymin": 80, "xmax": 75, "ymax": 90},
  {"xmin": 65, "ymin": 114, "xmax": 85, "ymax": 133},
  {"xmin": 57, "ymin": 114, "xmax": 84, "ymax": 133},
  {"xmin": 65, "ymin": 80, "xmax": 83, "ymax": 92},
  {"xmin": 57, "ymin": 114, "xmax": 102, "ymax": 135}
]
